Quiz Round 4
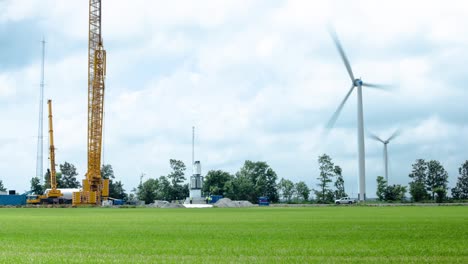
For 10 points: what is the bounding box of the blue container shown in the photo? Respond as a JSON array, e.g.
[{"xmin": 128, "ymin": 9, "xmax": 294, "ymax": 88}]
[
  {"xmin": 210, "ymin": 195, "xmax": 223, "ymax": 204},
  {"xmin": 113, "ymin": 199, "xmax": 124, "ymax": 205},
  {"xmin": 258, "ymin": 196, "xmax": 269, "ymax": 206},
  {"xmin": 0, "ymin": 195, "xmax": 27, "ymax": 206}
]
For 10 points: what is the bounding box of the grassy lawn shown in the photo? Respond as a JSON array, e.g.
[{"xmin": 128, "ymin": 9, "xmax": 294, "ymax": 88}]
[{"xmin": 0, "ymin": 206, "xmax": 467, "ymax": 263}]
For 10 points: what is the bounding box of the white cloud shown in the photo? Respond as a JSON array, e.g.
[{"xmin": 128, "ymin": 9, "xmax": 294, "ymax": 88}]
[{"xmin": 1, "ymin": 0, "xmax": 467, "ymax": 197}]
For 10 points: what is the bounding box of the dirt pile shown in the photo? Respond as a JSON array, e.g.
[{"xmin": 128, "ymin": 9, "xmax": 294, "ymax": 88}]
[
  {"xmin": 214, "ymin": 198, "xmax": 254, "ymax": 208},
  {"xmin": 148, "ymin": 200, "xmax": 184, "ymax": 208}
]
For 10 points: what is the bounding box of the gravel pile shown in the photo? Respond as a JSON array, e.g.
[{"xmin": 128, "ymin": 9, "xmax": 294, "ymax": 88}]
[
  {"xmin": 214, "ymin": 198, "xmax": 254, "ymax": 208},
  {"xmin": 148, "ymin": 200, "xmax": 184, "ymax": 208}
]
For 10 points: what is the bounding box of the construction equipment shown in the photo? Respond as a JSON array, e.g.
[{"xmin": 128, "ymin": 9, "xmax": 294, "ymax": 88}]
[
  {"xmin": 27, "ymin": 100, "xmax": 63, "ymax": 204},
  {"xmin": 73, "ymin": 0, "xmax": 109, "ymax": 206}
]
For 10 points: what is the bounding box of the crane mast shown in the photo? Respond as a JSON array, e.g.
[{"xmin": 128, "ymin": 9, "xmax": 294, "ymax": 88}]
[
  {"xmin": 47, "ymin": 100, "xmax": 62, "ymax": 198},
  {"xmin": 73, "ymin": 0, "xmax": 109, "ymax": 205}
]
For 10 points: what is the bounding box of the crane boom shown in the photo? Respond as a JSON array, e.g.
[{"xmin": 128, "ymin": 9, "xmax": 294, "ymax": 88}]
[
  {"xmin": 48, "ymin": 100, "xmax": 57, "ymax": 191},
  {"xmin": 27, "ymin": 99, "xmax": 62, "ymax": 204},
  {"xmin": 46, "ymin": 100, "xmax": 61, "ymax": 198},
  {"xmin": 73, "ymin": 0, "xmax": 109, "ymax": 206}
]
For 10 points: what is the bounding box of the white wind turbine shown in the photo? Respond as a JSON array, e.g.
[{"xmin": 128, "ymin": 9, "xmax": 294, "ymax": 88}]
[
  {"xmin": 327, "ymin": 28, "xmax": 391, "ymax": 201},
  {"xmin": 369, "ymin": 130, "xmax": 401, "ymax": 182}
]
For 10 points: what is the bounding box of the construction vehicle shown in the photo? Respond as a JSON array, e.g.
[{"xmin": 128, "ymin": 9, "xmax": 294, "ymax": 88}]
[
  {"xmin": 27, "ymin": 100, "xmax": 63, "ymax": 204},
  {"xmin": 73, "ymin": 0, "xmax": 109, "ymax": 206}
]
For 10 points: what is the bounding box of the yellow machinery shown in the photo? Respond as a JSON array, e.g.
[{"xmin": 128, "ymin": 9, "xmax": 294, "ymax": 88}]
[
  {"xmin": 73, "ymin": 0, "xmax": 109, "ymax": 206},
  {"xmin": 28, "ymin": 100, "xmax": 63, "ymax": 204}
]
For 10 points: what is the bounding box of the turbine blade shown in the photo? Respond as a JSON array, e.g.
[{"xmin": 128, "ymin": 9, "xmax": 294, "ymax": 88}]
[
  {"xmin": 368, "ymin": 132, "xmax": 385, "ymax": 143},
  {"xmin": 362, "ymin": 82, "xmax": 393, "ymax": 90},
  {"xmin": 328, "ymin": 27, "xmax": 355, "ymax": 82},
  {"xmin": 387, "ymin": 129, "xmax": 401, "ymax": 142},
  {"xmin": 326, "ymin": 85, "xmax": 355, "ymax": 130}
]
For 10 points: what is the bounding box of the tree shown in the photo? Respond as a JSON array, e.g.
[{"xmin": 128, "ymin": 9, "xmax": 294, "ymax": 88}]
[
  {"xmin": 225, "ymin": 174, "xmax": 256, "ymax": 202},
  {"xmin": 30, "ymin": 177, "xmax": 43, "ymax": 195},
  {"xmin": 376, "ymin": 176, "xmax": 387, "ymax": 201},
  {"xmin": 137, "ymin": 178, "xmax": 158, "ymax": 204},
  {"xmin": 203, "ymin": 170, "xmax": 233, "ymax": 196},
  {"xmin": 101, "ymin": 164, "xmax": 115, "ymax": 180},
  {"xmin": 42, "ymin": 169, "xmax": 63, "ymax": 190},
  {"xmin": 408, "ymin": 159, "xmax": 429, "ymax": 202},
  {"xmin": 234, "ymin": 161, "xmax": 279, "ymax": 203},
  {"xmin": 278, "ymin": 178, "xmax": 295, "ymax": 202},
  {"xmin": 315, "ymin": 154, "xmax": 335, "ymax": 203},
  {"xmin": 101, "ymin": 164, "xmax": 127, "ymax": 200},
  {"xmin": 59, "ymin": 162, "xmax": 80, "ymax": 188},
  {"xmin": 0, "ymin": 180, "xmax": 6, "ymax": 192},
  {"xmin": 452, "ymin": 161, "xmax": 468, "ymax": 200},
  {"xmin": 434, "ymin": 187, "xmax": 446, "ymax": 203},
  {"xmin": 334, "ymin": 165, "xmax": 346, "ymax": 199},
  {"xmin": 155, "ymin": 176, "xmax": 171, "ymax": 201},
  {"xmin": 110, "ymin": 181, "xmax": 127, "ymax": 200},
  {"xmin": 167, "ymin": 159, "xmax": 187, "ymax": 200},
  {"xmin": 384, "ymin": 184, "xmax": 407, "ymax": 202},
  {"xmin": 295, "ymin": 181, "xmax": 310, "ymax": 202},
  {"xmin": 425, "ymin": 160, "xmax": 448, "ymax": 200},
  {"xmin": 377, "ymin": 176, "xmax": 407, "ymax": 202}
]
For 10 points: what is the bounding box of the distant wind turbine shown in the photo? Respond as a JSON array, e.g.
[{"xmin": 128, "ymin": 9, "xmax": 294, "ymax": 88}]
[
  {"xmin": 326, "ymin": 27, "xmax": 392, "ymax": 201},
  {"xmin": 369, "ymin": 130, "xmax": 401, "ymax": 183}
]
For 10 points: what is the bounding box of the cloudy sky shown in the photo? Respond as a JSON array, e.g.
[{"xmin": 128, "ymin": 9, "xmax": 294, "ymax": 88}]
[{"xmin": 1, "ymin": 0, "xmax": 467, "ymax": 198}]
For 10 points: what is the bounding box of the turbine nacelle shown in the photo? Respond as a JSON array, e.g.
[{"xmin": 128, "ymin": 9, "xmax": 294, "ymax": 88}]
[{"xmin": 354, "ymin": 78, "xmax": 363, "ymax": 87}]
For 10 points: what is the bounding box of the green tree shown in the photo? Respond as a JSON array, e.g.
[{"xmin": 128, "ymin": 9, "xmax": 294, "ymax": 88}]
[
  {"xmin": 278, "ymin": 178, "xmax": 295, "ymax": 202},
  {"xmin": 203, "ymin": 170, "xmax": 233, "ymax": 195},
  {"xmin": 425, "ymin": 160, "xmax": 448, "ymax": 200},
  {"xmin": 0, "ymin": 180, "xmax": 6, "ymax": 192},
  {"xmin": 101, "ymin": 164, "xmax": 114, "ymax": 180},
  {"xmin": 137, "ymin": 178, "xmax": 158, "ymax": 204},
  {"xmin": 167, "ymin": 159, "xmax": 187, "ymax": 200},
  {"xmin": 101, "ymin": 164, "xmax": 127, "ymax": 200},
  {"xmin": 452, "ymin": 161, "xmax": 468, "ymax": 200},
  {"xmin": 59, "ymin": 162, "xmax": 80, "ymax": 188},
  {"xmin": 43, "ymin": 169, "xmax": 63, "ymax": 190},
  {"xmin": 384, "ymin": 184, "xmax": 407, "ymax": 202},
  {"xmin": 334, "ymin": 165, "xmax": 346, "ymax": 199},
  {"xmin": 225, "ymin": 174, "xmax": 256, "ymax": 202},
  {"xmin": 155, "ymin": 176, "xmax": 171, "ymax": 201},
  {"xmin": 377, "ymin": 176, "xmax": 406, "ymax": 202},
  {"xmin": 315, "ymin": 154, "xmax": 335, "ymax": 203},
  {"xmin": 434, "ymin": 187, "xmax": 446, "ymax": 203},
  {"xmin": 30, "ymin": 176, "xmax": 43, "ymax": 195},
  {"xmin": 234, "ymin": 160, "xmax": 279, "ymax": 203},
  {"xmin": 376, "ymin": 176, "xmax": 387, "ymax": 201},
  {"xmin": 295, "ymin": 181, "xmax": 310, "ymax": 201},
  {"xmin": 409, "ymin": 159, "xmax": 429, "ymax": 202}
]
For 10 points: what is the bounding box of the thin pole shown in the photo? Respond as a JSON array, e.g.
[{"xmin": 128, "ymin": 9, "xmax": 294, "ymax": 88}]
[
  {"xmin": 192, "ymin": 126, "xmax": 195, "ymax": 175},
  {"xmin": 35, "ymin": 38, "xmax": 46, "ymax": 183},
  {"xmin": 356, "ymin": 84, "xmax": 366, "ymax": 201}
]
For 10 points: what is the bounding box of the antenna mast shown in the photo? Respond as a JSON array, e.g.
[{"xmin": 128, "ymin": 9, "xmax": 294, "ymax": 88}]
[
  {"xmin": 35, "ymin": 38, "xmax": 46, "ymax": 182},
  {"xmin": 192, "ymin": 126, "xmax": 195, "ymax": 174}
]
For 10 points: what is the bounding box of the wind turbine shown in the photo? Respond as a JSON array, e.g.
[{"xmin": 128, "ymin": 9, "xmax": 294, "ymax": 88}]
[
  {"xmin": 326, "ymin": 28, "xmax": 391, "ymax": 201},
  {"xmin": 369, "ymin": 130, "xmax": 400, "ymax": 182}
]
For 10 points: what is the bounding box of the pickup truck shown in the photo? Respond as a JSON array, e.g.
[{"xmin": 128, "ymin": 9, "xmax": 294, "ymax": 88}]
[{"xmin": 335, "ymin": 197, "xmax": 356, "ymax": 204}]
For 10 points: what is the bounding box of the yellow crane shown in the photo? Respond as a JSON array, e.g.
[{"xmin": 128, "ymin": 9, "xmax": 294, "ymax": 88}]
[
  {"xmin": 28, "ymin": 100, "xmax": 63, "ymax": 204},
  {"xmin": 73, "ymin": 0, "xmax": 109, "ymax": 206}
]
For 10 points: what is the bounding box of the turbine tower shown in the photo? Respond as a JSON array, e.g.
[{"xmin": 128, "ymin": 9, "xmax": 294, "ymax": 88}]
[
  {"xmin": 35, "ymin": 38, "xmax": 46, "ymax": 182},
  {"xmin": 369, "ymin": 130, "xmax": 400, "ymax": 182},
  {"xmin": 327, "ymin": 28, "xmax": 391, "ymax": 201}
]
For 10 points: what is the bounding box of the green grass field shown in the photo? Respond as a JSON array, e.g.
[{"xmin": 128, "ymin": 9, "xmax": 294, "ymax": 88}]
[{"xmin": 0, "ymin": 206, "xmax": 467, "ymax": 263}]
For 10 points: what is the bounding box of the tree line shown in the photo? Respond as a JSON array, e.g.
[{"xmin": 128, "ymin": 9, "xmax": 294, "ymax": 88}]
[
  {"xmin": 27, "ymin": 162, "xmax": 127, "ymax": 200},
  {"xmin": 6, "ymin": 155, "xmax": 466, "ymax": 204}
]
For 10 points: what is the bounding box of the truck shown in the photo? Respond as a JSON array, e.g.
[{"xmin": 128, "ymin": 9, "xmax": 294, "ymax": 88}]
[{"xmin": 335, "ymin": 197, "xmax": 356, "ymax": 204}]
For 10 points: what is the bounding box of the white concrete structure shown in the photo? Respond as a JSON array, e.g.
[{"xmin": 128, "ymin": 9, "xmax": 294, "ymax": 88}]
[{"xmin": 189, "ymin": 161, "xmax": 203, "ymax": 199}]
